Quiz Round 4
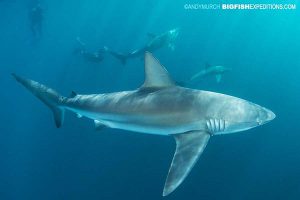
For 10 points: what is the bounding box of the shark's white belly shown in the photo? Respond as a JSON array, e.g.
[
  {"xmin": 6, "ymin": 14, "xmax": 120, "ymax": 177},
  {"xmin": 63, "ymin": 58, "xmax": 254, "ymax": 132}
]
[
  {"xmin": 95, "ymin": 118, "xmax": 202, "ymax": 135},
  {"xmin": 67, "ymin": 107, "xmax": 204, "ymax": 136}
]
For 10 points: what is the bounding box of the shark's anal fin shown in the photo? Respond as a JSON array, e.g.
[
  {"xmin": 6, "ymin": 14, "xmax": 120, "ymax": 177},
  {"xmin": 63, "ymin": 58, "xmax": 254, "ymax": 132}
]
[
  {"xmin": 94, "ymin": 120, "xmax": 107, "ymax": 131},
  {"xmin": 163, "ymin": 131, "xmax": 210, "ymax": 196}
]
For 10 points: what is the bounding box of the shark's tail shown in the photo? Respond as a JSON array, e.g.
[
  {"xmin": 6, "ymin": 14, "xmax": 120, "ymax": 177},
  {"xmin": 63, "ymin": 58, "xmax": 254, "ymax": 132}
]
[
  {"xmin": 113, "ymin": 53, "xmax": 127, "ymax": 65},
  {"xmin": 189, "ymin": 72, "xmax": 204, "ymax": 82},
  {"xmin": 12, "ymin": 73, "xmax": 65, "ymax": 128},
  {"xmin": 103, "ymin": 46, "xmax": 127, "ymax": 65}
]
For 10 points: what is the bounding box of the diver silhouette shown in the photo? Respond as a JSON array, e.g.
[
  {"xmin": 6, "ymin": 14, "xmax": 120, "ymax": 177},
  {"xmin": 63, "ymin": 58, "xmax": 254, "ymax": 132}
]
[{"xmin": 29, "ymin": 3, "xmax": 43, "ymax": 38}]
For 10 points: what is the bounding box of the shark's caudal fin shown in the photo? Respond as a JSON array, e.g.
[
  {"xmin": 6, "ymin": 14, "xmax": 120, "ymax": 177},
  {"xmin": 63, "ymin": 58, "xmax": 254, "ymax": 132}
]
[
  {"xmin": 189, "ymin": 72, "xmax": 203, "ymax": 82},
  {"xmin": 104, "ymin": 47, "xmax": 127, "ymax": 65},
  {"xmin": 115, "ymin": 54, "xmax": 127, "ymax": 65},
  {"xmin": 12, "ymin": 73, "xmax": 65, "ymax": 128},
  {"xmin": 163, "ymin": 131, "xmax": 210, "ymax": 196}
]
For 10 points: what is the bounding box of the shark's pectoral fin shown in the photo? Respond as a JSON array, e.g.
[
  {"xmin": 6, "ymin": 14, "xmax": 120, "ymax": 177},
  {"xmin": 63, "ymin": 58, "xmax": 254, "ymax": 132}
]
[
  {"xmin": 215, "ymin": 74, "xmax": 222, "ymax": 83},
  {"xmin": 163, "ymin": 131, "xmax": 210, "ymax": 196},
  {"xmin": 140, "ymin": 52, "xmax": 175, "ymax": 90},
  {"xmin": 52, "ymin": 107, "xmax": 65, "ymax": 128},
  {"xmin": 94, "ymin": 120, "xmax": 107, "ymax": 131}
]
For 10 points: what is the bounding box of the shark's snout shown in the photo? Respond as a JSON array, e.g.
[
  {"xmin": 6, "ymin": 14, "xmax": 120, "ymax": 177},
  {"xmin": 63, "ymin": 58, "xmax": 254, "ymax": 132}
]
[
  {"xmin": 265, "ymin": 108, "xmax": 276, "ymax": 122},
  {"xmin": 257, "ymin": 107, "xmax": 276, "ymax": 125}
]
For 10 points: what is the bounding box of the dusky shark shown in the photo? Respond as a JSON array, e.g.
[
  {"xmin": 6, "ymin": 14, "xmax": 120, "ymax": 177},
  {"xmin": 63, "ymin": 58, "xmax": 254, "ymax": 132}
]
[
  {"xmin": 73, "ymin": 37, "xmax": 104, "ymax": 63},
  {"xmin": 104, "ymin": 28, "xmax": 179, "ymax": 65},
  {"xmin": 190, "ymin": 64, "xmax": 232, "ymax": 83},
  {"xmin": 12, "ymin": 52, "xmax": 275, "ymax": 196}
]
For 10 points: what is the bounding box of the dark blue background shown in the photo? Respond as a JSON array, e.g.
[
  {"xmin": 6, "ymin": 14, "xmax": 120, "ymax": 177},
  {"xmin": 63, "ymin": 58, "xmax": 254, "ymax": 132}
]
[{"xmin": 0, "ymin": 0, "xmax": 299, "ymax": 199}]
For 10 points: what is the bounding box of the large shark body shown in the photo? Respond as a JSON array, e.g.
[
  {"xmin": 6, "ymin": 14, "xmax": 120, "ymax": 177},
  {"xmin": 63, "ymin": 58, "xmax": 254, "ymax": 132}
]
[
  {"xmin": 105, "ymin": 28, "xmax": 179, "ymax": 65},
  {"xmin": 13, "ymin": 53, "xmax": 275, "ymax": 196}
]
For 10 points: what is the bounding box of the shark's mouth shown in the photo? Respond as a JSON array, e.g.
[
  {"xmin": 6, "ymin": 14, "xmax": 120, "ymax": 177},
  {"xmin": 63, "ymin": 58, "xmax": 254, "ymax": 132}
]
[{"xmin": 221, "ymin": 121, "xmax": 262, "ymax": 134}]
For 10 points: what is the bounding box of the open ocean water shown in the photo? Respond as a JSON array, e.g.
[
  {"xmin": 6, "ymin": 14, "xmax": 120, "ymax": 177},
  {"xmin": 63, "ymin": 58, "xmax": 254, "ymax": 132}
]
[{"xmin": 0, "ymin": 0, "xmax": 299, "ymax": 199}]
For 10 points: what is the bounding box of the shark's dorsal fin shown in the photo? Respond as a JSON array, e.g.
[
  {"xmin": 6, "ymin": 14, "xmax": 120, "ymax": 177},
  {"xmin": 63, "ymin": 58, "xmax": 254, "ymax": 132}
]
[
  {"xmin": 69, "ymin": 91, "xmax": 77, "ymax": 98},
  {"xmin": 163, "ymin": 131, "xmax": 210, "ymax": 196},
  {"xmin": 141, "ymin": 52, "xmax": 175, "ymax": 89}
]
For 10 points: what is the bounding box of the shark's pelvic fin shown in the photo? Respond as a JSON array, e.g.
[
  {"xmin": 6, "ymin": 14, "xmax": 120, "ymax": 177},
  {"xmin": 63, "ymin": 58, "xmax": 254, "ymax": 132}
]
[
  {"xmin": 12, "ymin": 73, "xmax": 65, "ymax": 128},
  {"xmin": 163, "ymin": 131, "xmax": 210, "ymax": 196},
  {"xmin": 94, "ymin": 120, "xmax": 107, "ymax": 130},
  {"xmin": 141, "ymin": 52, "xmax": 175, "ymax": 89}
]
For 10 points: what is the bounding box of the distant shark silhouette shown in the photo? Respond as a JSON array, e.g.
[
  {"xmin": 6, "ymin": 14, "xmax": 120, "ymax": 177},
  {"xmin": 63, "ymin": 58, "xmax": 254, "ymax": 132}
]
[
  {"xmin": 103, "ymin": 28, "xmax": 179, "ymax": 65},
  {"xmin": 190, "ymin": 64, "xmax": 232, "ymax": 83},
  {"xmin": 73, "ymin": 37, "xmax": 104, "ymax": 63},
  {"xmin": 13, "ymin": 52, "xmax": 275, "ymax": 196}
]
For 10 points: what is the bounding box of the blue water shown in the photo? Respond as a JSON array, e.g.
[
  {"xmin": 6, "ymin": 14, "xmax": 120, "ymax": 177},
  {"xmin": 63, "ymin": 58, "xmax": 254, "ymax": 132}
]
[{"xmin": 1, "ymin": 0, "xmax": 299, "ymax": 199}]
